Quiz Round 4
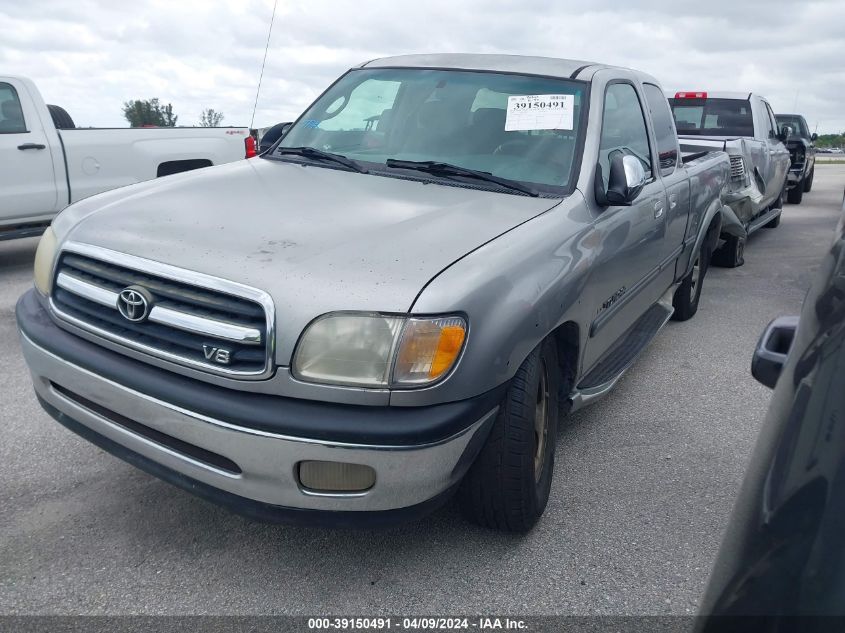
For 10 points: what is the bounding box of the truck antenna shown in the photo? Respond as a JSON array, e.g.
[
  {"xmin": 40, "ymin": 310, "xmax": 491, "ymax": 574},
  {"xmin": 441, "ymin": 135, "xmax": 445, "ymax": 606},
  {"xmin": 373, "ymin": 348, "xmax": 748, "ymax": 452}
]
[{"xmin": 250, "ymin": 0, "xmax": 278, "ymax": 130}]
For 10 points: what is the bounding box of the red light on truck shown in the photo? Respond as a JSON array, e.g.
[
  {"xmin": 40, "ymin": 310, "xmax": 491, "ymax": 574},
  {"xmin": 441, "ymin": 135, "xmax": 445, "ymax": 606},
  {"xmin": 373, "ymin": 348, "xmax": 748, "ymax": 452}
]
[
  {"xmin": 244, "ymin": 135, "xmax": 257, "ymax": 159},
  {"xmin": 675, "ymin": 92, "xmax": 707, "ymax": 99}
]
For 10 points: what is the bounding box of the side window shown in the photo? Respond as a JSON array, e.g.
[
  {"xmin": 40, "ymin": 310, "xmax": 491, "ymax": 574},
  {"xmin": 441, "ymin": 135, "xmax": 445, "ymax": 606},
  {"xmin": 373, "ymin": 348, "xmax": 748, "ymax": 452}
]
[
  {"xmin": 0, "ymin": 82, "xmax": 27, "ymax": 134},
  {"xmin": 762, "ymin": 102, "xmax": 776, "ymax": 138},
  {"xmin": 598, "ymin": 83, "xmax": 653, "ymax": 187},
  {"xmin": 643, "ymin": 83, "xmax": 678, "ymax": 176},
  {"xmin": 765, "ymin": 103, "xmax": 779, "ymax": 139}
]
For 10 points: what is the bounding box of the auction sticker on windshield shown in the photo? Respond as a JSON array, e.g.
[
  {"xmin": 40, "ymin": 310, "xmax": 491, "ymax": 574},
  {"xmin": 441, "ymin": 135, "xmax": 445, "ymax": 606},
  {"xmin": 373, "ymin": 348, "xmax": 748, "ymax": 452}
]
[{"xmin": 505, "ymin": 94, "xmax": 574, "ymax": 131}]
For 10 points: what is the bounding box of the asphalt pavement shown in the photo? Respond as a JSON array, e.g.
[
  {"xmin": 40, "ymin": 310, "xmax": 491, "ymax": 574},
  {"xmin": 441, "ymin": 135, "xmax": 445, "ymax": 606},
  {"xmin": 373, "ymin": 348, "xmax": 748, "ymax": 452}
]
[{"xmin": 1, "ymin": 166, "xmax": 843, "ymax": 615}]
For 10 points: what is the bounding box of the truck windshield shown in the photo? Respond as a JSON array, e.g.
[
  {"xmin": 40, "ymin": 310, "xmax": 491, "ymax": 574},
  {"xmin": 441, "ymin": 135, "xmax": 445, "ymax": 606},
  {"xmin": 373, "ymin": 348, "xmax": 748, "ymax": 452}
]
[
  {"xmin": 669, "ymin": 98, "xmax": 754, "ymax": 137},
  {"xmin": 276, "ymin": 68, "xmax": 587, "ymax": 194},
  {"xmin": 775, "ymin": 115, "xmax": 810, "ymax": 139}
]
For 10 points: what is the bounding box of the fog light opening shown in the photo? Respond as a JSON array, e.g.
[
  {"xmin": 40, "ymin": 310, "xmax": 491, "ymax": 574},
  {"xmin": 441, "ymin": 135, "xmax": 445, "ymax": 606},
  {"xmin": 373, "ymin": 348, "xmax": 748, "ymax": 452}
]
[{"xmin": 297, "ymin": 460, "xmax": 376, "ymax": 493}]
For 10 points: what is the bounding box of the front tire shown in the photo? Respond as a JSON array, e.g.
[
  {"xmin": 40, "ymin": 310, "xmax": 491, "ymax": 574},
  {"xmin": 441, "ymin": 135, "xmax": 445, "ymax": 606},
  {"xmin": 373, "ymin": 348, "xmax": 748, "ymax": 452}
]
[
  {"xmin": 672, "ymin": 242, "xmax": 709, "ymax": 321},
  {"xmin": 711, "ymin": 234, "xmax": 745, "ymax": 268},
  {"xmin": 766, "ymin": 180, "xmax": 786, "ymax": 228},
  {"xmin": 459, "ymin": 339, "xmax": 561, "ymax": 532},
  {"xmin": 803, "ymin": 167, "xmax": 814, "ymax": 192},
  {"xmin": 787, "ymin": 182, "xmax": 804, "ymax": 204}
]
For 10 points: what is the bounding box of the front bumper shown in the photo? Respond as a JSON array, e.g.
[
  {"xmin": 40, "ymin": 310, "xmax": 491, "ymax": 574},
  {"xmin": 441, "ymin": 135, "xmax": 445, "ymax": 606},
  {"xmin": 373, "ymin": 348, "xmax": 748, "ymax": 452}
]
[
  {"xmin": 17, "ymin": 290, "xmax": 499, "ymax": 525},
  {"xmin": 786, "ymin": 165, "xmax": 806, "ymax": 188}
]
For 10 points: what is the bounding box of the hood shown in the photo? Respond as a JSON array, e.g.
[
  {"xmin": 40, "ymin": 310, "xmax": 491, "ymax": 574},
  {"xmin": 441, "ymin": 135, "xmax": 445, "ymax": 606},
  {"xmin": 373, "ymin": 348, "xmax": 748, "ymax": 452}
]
[{"xmin": 60, "ymin": 158, "xmax": 559, "ymax": 362}]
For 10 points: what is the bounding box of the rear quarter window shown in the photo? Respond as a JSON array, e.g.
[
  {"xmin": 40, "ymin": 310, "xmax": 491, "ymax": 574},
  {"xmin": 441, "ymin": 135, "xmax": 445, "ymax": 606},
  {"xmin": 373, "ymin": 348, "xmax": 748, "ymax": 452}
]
[{"xmin": 643, "ymin": 84, "xmax": 678, "ymax": 175}]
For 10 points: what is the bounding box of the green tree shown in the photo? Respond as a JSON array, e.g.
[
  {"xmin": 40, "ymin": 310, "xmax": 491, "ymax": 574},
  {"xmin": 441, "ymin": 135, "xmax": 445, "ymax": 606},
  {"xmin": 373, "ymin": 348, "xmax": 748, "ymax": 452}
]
[
  {"xmin": 199, "ymin": 108, "xmax": 224, "ymax": 127},
  {"xmin": 122, "ymin": 98, "xmax": 179, "ymax": 127},
  {"xmin": 161, "ymin": 102, "xmax": 177, "ymax": 127},
  {"xmin": 815, "ymin": 133, "xmax": 844, "ymax": 148}
]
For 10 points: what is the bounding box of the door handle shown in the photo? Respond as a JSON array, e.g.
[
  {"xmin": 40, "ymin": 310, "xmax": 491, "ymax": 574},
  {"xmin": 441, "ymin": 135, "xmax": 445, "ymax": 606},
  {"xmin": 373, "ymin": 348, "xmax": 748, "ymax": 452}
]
[
  {"xmin": 18, "ymin": 143, "xmax": 46, "ymax": 150},
  {"xmin": 653, "ymin": 200, "xmax": 664, "ymax": 219},
  {"xmin": 669, "ymin": 194, "xmax": 677, "ymax": 210}
]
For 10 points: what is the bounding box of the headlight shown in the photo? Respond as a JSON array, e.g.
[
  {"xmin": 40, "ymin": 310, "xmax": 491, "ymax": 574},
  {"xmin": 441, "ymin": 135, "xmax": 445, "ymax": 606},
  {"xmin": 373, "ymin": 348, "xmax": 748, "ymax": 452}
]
[
  {"xmin": 33, "ymin": 226, "xmax": 57, "ymax": 295},
  {"xmin": 293, "ymin": 313, "xmax": 467, "ymax": 388}
]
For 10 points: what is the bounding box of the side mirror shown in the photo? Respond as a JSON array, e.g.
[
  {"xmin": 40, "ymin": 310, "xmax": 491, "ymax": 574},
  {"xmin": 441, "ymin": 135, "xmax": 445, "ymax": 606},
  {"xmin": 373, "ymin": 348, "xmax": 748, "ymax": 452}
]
[
  {"xmin": 811, "ymin": 133, "xmax": 818, "ymax": 142},
  {"xmin": 605, "ymin": 154, "xmax": 646, "ymax": 206},
  {"xmin": 259, "ymin": 121, "xmax": 293, "ymax": 154},
  {"xmin": 778, "ymin": 125, "xmax": 792, "ymax": 143},
  {"xmin": 751, "ymin": 315, "xmax": 799, "ymax": 389}
]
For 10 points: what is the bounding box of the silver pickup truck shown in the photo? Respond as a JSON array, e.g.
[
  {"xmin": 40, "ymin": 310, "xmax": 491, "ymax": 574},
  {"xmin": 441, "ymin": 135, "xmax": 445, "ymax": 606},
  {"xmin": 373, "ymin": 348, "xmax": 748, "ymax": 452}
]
[
  {"xmin": 17, "ymin": 54, "xmax": 731, "ymax": 532},
  {"xmin": 669, "ymin": 91, "xmax": 791, "ymax": 267}
]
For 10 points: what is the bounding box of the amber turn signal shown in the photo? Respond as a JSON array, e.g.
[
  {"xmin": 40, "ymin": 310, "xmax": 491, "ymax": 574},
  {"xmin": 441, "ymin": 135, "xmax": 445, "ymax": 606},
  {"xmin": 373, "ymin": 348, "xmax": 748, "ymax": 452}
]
[{"xmin": 393, "ymin": 317, "xmax": 467, "ymax": 385}]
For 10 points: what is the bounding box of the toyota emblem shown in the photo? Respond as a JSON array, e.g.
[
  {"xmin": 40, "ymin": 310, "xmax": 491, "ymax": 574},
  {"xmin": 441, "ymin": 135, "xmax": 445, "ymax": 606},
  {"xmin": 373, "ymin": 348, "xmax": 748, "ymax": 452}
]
[{"xmin": 117, "ymin": 286, "xmax": 153, "ymax": 322}]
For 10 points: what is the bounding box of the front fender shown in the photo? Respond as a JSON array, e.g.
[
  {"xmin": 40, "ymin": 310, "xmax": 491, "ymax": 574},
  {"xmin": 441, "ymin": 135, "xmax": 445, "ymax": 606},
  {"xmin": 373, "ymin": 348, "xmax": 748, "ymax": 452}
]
[{"xmin": 391, "ymin": 193, "xmax": 593, "ymax": 406}]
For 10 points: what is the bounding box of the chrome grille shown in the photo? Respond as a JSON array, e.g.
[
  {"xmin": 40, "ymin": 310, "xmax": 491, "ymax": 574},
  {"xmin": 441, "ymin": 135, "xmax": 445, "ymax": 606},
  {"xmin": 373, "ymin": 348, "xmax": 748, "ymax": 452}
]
[
  {"xmin": 729, "ymin": 155, "xmax": 746, "ymax": 182},
  {"xmin": 51, "ymin": 247, "xmax": 273, "ymax": 378}
]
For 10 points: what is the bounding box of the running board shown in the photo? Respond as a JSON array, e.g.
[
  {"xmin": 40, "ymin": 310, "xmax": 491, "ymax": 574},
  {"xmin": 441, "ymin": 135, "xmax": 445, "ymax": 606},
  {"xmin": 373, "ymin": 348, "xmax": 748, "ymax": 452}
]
[
  {"xmin": 570, "ymin": 302, "xmax": 673, "ymax": 411},
  {"xmin": 0, "ymin": 221, "xmax": 49, "ymax": 242},
  {"xmin": 747, "ymin": 207, "xmax": 782, "ymax": 236}
]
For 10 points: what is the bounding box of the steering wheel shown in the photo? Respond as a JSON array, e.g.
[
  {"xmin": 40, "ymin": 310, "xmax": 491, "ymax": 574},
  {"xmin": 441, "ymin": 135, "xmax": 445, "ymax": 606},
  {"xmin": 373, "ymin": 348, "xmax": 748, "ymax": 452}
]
[{"xmin": 493, "ymin": 139, "xmax": 531, "ymax": 155}]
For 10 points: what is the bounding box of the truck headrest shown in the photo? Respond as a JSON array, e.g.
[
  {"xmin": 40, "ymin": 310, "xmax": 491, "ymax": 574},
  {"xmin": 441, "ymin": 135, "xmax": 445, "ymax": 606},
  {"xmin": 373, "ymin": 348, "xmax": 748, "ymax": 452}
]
[{"xmin": 1, "ymin": 99, "xmax": 23, "ymax": 123}]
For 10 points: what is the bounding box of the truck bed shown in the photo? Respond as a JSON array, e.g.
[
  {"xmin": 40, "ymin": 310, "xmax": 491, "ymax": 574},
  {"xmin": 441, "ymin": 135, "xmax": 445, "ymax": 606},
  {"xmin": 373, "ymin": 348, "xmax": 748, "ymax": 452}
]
[{"xmin": 59, "ymin": 127, "xmax": 250, "ymax": 204}]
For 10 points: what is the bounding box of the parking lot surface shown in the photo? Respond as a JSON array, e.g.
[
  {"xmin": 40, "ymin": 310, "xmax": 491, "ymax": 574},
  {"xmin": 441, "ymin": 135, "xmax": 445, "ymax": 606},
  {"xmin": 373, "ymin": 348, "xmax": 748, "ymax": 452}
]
[{"xmin": 1, "ymin": 166, "xmax": 843, "ymax": 615}]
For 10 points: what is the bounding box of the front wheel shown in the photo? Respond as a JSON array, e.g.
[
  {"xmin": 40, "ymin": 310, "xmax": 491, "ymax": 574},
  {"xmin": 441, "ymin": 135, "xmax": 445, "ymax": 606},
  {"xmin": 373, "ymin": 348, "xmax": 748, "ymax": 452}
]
[
  {"xmin": 672, "ymin": 242, "xmax": 709, "ymax": 321},
  {"xmin": 766, "ymin": 180, "xmax": 786, "ymax": 228},
  {"xmin": 459, "ymin": 339, "xmax": 561, "ymax": 532},
  {"xmin": 803, "ymin": 168, "xmax": 814, "ymax": 192},
  {"xmin": 787, "ymin": 182, "xmax": 804, "ymax": 204},
  {"xmin": 711, "ymin": 234, "xmax": 745, "ymax": 268}
]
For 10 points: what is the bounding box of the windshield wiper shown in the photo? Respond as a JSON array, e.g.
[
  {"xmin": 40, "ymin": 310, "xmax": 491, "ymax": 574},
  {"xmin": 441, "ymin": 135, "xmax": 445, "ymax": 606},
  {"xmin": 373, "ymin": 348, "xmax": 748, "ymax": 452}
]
[
  {"xmin": 385, "ymin": 159, "xmax": 539, "ymax": 197},
  {"xmin": 276, "ymin": 146, "xmax": 368, "ymax": 173}
]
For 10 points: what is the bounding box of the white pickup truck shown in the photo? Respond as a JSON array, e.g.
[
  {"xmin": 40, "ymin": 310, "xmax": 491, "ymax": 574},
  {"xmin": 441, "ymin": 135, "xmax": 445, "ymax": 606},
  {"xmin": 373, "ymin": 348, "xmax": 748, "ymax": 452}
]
[{"xmin": 0, "ymin": 76, "xmax": 253, "ymax": 241}]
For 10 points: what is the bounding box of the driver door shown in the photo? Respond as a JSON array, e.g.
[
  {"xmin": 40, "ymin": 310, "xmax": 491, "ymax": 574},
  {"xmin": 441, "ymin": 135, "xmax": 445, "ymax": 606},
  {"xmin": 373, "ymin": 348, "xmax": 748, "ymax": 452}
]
[
  {"xmin": 0, "ymin": 80, "xmax": 59, "ymax": 224},
  {"xmin": 582, "ymin": 81, "xmax": 667, "ymax": 371}
]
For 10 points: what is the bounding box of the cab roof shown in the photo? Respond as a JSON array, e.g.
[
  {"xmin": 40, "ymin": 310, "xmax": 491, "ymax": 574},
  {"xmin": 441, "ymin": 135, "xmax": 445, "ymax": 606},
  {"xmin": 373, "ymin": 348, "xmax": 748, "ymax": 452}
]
[{"xmin": 359, "ymin": 53, "xmax": 642, "ymax": 82}]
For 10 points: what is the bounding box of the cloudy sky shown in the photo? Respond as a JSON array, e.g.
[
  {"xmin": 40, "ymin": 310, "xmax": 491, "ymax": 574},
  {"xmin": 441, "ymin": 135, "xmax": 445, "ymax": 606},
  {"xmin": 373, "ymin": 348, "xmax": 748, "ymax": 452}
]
[{"xmin": 2, "ymin": 0, "xmax": 844, "ymax": 133}]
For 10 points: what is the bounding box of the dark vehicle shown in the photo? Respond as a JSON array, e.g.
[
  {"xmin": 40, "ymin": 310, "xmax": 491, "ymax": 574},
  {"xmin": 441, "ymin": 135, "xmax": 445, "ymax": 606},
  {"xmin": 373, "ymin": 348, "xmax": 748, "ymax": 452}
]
[
  {"xmin": 775, "ymin": 113, "xmax": 817, "ymax": 205},
  {"xmin": 697, "ymin": 191, "xmax": 845, "ymax": 627},
  {"xmin": 258, "ymin": 121, "xmax": 292, "ymax": 154}
]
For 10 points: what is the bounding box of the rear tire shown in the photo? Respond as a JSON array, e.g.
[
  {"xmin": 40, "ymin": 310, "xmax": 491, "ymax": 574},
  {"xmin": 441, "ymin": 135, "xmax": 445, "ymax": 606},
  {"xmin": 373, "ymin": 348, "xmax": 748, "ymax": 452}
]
[
  {"xmin": 47, "ymin": 104, "xmax": 75, "ymax": 129},
  {"xmin": 459, "ymin": 339, "xmax": 561, "ymax": 533},
  {"xmin": 803, "ymin": 167, "xmax": 814, "ymax": 192},
  {"xmin": 671, "ymin": 242, "xmax": 709, "ymax": 321},
  {"xmin": 711, "ymin": 234, "xmax": 745, "ymax": 268}
]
